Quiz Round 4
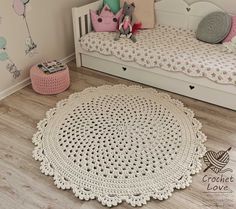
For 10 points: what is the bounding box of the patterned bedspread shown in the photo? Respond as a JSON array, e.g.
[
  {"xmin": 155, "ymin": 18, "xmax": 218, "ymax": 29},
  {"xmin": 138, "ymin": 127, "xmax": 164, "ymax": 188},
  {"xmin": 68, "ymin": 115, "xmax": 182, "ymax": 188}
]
[{"xmin": 80, "ymin": 25, "xmax": 236, "ymax": 85}]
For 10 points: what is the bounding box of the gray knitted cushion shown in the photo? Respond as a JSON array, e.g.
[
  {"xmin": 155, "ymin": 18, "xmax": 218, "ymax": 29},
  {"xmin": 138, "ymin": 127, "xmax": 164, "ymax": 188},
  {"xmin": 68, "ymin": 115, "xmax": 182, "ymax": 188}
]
[{"xmin": 196, "ymin": 12, "xmax": 232, "ymax": 44}]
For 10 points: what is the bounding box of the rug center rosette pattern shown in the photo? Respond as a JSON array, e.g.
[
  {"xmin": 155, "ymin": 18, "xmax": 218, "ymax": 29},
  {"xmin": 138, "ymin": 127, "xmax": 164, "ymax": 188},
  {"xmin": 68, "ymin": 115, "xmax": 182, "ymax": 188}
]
[{"xmin": 32, "ymin": 85, "xmax": 206, "ymax": 207}]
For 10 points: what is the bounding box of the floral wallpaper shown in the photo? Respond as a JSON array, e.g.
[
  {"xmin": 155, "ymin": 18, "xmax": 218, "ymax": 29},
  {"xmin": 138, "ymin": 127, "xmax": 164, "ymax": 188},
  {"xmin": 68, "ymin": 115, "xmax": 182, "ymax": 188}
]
[
  {"xmin": 0, "ymin": 0, "xmax": 36, "ymax": 80},
  {"xmin": 12, "ymin": 0, "xmax": 37, "ymax": 55}
]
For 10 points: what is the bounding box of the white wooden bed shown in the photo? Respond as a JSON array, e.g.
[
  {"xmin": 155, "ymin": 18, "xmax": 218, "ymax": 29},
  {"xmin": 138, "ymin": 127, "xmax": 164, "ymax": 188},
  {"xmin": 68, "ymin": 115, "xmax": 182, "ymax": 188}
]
[{"xmin": 72, "ymin": 0, "xmax": 236, "ymax": 110}]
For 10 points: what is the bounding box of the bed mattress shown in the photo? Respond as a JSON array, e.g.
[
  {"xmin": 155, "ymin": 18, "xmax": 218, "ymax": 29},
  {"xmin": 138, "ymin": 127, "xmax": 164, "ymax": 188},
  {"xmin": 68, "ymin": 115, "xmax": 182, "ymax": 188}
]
[{"xmin": 80, "ymin": 25, "xmax": 236, "ymax": 85}]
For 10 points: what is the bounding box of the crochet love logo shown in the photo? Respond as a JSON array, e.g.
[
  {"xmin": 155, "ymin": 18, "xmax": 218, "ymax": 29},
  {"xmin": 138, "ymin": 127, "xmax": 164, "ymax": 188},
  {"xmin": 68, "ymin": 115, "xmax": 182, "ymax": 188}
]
[
  {"xmin": 203, "ymin": 147, "xmax": 232, "ymax": 174},
  {"xmin": 202, "ymin": 147, "xmax": 234, "ymax": 194}
]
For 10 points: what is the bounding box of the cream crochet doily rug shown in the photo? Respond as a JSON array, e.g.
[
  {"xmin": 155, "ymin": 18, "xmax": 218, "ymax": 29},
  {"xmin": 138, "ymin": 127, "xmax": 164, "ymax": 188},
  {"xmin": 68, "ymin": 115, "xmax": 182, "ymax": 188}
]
[{"xmin": 33, "ymin": 85, "xmax": 206, "ymax": 207}]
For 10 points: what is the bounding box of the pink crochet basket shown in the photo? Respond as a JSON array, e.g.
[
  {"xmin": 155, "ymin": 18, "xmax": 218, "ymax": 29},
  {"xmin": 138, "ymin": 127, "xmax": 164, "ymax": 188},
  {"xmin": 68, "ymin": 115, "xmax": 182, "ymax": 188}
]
[{"xmin": 30, "ymin": 65, "xmax": 70, "ymax": 95}]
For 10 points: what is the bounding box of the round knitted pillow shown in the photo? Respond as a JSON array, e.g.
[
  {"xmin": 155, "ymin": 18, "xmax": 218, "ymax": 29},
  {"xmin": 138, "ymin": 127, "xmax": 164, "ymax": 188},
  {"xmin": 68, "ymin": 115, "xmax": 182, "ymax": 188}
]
[
  {"xmin": 196, "ymin": 12, "xmax": 232, "ymax": 44},
  {"xmin": 224, "ymin": 16, "xmax": 236, "ymax": 42}
]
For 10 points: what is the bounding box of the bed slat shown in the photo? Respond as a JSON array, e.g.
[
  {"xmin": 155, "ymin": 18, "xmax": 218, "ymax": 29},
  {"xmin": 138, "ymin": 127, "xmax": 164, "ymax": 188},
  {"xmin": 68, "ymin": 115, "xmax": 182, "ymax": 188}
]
[
  {"xmin": 80, "ymin": 15, "xmax": 86, "ymax": 36},
  {"xmin": 87, "ymin": 14, "xmax": 92, "ymax": 32}
]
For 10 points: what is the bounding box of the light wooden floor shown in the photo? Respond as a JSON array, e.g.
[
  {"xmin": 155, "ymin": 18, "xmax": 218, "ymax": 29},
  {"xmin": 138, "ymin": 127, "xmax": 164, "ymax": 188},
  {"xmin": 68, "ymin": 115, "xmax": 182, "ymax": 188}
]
[{"xmin": 0, "ymin": 61, "xmax": 235, "ymax": 209}]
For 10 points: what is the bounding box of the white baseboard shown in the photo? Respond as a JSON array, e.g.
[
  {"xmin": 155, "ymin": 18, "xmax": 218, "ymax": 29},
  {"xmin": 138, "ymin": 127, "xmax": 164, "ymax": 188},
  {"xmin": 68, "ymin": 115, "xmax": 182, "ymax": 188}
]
[
  {"xmin": 0, "ymin": 77, "xmax": 31, "ymax": 100},
  {"xmin": 0, "ymin": 53, "xmax": 75, "ymax": 101},
  {"xmin": 60, "ymin": 53, "xmax": 75, "ymax": 64}
]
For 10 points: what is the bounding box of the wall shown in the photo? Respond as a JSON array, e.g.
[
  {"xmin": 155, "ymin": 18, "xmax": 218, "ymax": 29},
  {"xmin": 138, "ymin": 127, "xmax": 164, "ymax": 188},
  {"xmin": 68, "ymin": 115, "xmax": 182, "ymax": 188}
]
[{"xmin": 0, "ymin": 0, "xmax": 95, "ymax": 99}]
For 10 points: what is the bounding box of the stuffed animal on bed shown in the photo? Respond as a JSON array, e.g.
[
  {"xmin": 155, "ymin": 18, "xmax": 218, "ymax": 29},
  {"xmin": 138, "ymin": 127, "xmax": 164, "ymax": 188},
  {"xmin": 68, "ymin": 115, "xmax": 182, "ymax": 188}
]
[{"xmin": 114, "ymin": 2, "xmax": 141, "ymax": 43}]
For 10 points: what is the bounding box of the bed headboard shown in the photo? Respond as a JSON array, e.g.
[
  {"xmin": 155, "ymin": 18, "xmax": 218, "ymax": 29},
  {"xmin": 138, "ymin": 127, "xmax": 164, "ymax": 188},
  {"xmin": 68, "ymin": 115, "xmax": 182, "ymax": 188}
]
[
  {"xmin": 72, "ymin": 0, "xmax": 224, "ymax": 44},
  {"xmin": 156, "ymin": 0, "xmax": 224, "ymax": 30},
  {"xmin": 72, "ymin": 0, "xmax": 103, "ymax": 42}
]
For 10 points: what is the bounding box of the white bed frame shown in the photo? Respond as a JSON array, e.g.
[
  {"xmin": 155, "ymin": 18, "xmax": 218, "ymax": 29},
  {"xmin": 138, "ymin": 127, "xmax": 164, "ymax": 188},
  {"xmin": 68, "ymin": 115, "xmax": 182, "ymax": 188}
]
[{"xmin": 72, "ymin": 0, "xmax": 236, "ymax": 110}]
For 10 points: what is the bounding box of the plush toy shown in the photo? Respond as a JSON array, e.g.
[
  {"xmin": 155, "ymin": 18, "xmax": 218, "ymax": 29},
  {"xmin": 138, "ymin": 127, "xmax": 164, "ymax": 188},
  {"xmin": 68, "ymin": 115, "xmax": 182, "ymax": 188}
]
[{"xmin": 114, "ymin": 2, "xmax": 141, "ymax": 43}]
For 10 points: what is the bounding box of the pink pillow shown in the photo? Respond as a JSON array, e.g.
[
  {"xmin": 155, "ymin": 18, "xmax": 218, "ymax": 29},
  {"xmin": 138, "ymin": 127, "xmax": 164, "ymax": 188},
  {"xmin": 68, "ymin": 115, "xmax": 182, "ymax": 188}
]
[
  {"xmin": 120, "ymin": 0, "xmax": 155, "ymax": 29},
  {"xmin": 224, "ymin": 16, "xmax": 236, "ymax": 42},
  {"xmin": 90, "ymin": 5, "xmax": 122, "ymax": 32}
]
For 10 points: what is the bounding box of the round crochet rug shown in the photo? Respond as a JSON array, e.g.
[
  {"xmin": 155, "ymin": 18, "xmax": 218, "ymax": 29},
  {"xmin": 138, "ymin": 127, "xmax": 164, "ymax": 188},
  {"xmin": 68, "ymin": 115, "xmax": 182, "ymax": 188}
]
[{"xmin": 33, "ymin": 85, "xmax": 206, "ymax": 207}]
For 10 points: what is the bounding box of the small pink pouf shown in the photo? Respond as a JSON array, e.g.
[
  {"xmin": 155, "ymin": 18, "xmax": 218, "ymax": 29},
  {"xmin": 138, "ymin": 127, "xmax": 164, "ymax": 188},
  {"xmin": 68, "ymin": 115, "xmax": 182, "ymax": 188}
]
[{"xmin": 30, "ymin": 65, "xmax": 70, "ymax": 95}]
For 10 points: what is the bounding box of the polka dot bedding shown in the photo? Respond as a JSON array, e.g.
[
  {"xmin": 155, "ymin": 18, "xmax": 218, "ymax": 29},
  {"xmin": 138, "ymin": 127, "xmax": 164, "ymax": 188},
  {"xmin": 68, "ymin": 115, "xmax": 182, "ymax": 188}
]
[{"xmin": 80, "ymin": 25, "xmax": 236, "ymax": 86}]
